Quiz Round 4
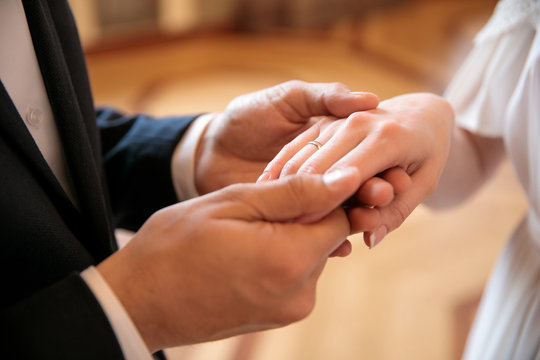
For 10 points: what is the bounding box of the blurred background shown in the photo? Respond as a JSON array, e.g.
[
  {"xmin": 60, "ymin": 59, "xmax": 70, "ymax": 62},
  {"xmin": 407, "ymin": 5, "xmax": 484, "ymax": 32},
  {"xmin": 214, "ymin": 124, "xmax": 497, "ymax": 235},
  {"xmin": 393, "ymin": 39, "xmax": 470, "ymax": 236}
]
[{"xmin": 69, "ymin": 0, "xmax": 528, "ymax": 359}]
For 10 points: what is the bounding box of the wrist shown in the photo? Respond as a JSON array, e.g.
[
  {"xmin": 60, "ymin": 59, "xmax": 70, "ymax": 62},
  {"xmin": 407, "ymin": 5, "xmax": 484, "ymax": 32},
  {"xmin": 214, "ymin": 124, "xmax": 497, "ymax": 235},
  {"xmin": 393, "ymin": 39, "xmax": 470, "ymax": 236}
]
[
  {"xmin": 96, "ymin": 252, "xmax": 163, "ymax": 352},
  {"xmin": 81, "ymin": 266, "xmax": 154, "ymax": 358},
  {"xmin": 171, "ymin": 113, "xmax": 216, "ymax": 200}
]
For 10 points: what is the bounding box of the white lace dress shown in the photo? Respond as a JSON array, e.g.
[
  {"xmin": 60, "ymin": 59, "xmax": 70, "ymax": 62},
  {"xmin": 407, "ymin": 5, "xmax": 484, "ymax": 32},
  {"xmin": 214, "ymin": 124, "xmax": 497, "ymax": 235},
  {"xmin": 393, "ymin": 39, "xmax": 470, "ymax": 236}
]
[{"xmin": 445, "ymin": 0, "xmax": 540, "ymax": 358}]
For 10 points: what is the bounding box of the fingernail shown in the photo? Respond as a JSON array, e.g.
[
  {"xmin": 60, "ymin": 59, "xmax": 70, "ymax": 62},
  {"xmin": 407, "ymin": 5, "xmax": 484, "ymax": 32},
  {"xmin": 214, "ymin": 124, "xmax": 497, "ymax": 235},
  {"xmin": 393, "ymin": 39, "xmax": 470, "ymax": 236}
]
[
  {"xmin": 349, "ymin": 91, "xmax": 377, "ymax": 97},
  {"xmin": 257, "ymin": 172, "xmax": 271, "ymax": 183},
  {"xmin": 323, "ymin": 167, "xmax": 357, "ymax": 190},
  {"xmin": 369, "ymin": 225, "xmax": 387, "ymax": 249},
  {"xmin": 363, "ymin": 232, "xmax": 372, "ymax": 248}
]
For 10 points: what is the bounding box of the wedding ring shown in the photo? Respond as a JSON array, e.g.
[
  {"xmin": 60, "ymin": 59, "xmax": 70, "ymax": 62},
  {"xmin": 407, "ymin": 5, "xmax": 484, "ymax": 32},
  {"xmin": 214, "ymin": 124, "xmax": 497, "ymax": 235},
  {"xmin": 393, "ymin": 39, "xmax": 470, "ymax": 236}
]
[{"xmin": 307, "ymin": 140, "xmax": 322, "ymax": 150}]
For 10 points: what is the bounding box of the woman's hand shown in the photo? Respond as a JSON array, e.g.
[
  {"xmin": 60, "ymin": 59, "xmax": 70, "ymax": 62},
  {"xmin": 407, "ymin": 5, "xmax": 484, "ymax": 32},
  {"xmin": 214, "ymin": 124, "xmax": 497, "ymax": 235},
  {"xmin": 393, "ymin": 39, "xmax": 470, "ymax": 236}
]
[
  {"xmin": 190, "ymin": 80, "xmax": 379, "ymax": 194},
  {"xmin": 259, "ymin": 93, "xmax": 455, "ymax": 248}
]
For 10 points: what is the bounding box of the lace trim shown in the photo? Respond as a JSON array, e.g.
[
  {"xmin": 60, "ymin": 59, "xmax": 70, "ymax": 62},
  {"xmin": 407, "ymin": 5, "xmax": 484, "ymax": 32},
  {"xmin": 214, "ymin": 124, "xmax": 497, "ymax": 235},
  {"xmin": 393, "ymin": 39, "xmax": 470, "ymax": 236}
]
[{"xmin": 476, "ymin": 0, "xmax": 540, "ymax": 42}]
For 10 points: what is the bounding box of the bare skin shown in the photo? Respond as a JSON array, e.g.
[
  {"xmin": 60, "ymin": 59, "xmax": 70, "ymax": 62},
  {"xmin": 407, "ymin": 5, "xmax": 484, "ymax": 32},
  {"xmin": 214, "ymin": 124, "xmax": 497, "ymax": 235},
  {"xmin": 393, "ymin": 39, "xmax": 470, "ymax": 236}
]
[
  {"xmin": 97, "ymin": 81, "xmax": 409, "ymax": 351},
  {"xmin": 261, "ymin": 93, "xmax": 455, "ymax": 247},
  {"xmin": 98, "ymin": 169, "xmax": 362, "ymax": 351}
]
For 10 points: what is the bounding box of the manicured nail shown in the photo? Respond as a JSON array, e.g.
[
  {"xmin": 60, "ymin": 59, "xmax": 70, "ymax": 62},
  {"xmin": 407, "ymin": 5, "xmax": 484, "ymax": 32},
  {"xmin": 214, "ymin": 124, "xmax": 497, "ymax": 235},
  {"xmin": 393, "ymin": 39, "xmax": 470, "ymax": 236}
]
[
  {"xmin": 323, "ymin": 167, "xmax": 358, "ymax": 190},
  {"xmin": 257, "ymin": 172, "xmax": 271, "ymax": 183},
  {"xmin": 369, "ymin": 225, "xmax": 387, "ymax": 249},
  {"xmin": 363, "ymin": 232, "xmax": 372, "ymax": 248}
]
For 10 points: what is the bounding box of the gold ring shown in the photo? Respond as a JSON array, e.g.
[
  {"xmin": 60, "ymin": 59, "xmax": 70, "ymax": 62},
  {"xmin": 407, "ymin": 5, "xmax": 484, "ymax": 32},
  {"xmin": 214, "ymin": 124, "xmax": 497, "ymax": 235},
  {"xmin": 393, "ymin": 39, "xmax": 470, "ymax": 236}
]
[{"xmin": 307, "ymin": 140, "xmax": 322, "ymax": 150}]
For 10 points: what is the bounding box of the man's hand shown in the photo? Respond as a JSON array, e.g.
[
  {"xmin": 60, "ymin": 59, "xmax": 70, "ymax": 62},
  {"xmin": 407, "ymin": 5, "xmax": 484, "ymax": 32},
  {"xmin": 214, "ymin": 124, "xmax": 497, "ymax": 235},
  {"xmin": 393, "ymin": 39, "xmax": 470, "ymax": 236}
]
[
  {"xmin": 190, "ymin": 80, "xmax": 379, "ymax": 194},
  {"xmin": 97, "ymin": 168, "xmax": 361, "ymax": 351},
  {"xmin": 260, "ymin": 93, "xmax": 454, "ymax": 248}
]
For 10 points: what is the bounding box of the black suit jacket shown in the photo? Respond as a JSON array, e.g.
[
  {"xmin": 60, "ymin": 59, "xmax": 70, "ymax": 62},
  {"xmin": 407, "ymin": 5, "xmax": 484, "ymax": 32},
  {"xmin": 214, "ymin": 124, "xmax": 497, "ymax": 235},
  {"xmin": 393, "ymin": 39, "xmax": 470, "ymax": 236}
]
[{"xmin": 0, "ymin": 1, "xmax": 197, "ymax": 358}]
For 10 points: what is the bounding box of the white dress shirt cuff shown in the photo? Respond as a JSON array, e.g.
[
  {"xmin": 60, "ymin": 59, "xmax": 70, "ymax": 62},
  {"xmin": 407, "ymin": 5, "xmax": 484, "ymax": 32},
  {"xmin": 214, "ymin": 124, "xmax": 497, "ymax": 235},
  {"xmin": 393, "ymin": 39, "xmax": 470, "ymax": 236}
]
[
  {"xmin": 171, "ymin": 113, "xmax": 213, "ymax": 201},
  {"xmin": 81, "ymin": 266, "xmax": 153, "ymax": 360}
]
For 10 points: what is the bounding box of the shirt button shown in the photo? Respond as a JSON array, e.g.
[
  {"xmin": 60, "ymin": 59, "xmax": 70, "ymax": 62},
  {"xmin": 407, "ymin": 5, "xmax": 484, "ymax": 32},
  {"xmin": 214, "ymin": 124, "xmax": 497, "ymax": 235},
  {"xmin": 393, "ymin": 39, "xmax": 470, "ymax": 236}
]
[{"xmin": 26, "ymin": 107, "xmax": 43, "ymax": 128}]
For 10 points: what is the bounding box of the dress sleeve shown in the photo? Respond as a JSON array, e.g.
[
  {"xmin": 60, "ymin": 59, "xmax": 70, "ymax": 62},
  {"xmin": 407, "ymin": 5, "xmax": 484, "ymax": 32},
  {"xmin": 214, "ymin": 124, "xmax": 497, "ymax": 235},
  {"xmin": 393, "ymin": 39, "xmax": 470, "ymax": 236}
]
[{"xmin": 444, "ymin": 2, "xmax": 537, "ymax": 137}]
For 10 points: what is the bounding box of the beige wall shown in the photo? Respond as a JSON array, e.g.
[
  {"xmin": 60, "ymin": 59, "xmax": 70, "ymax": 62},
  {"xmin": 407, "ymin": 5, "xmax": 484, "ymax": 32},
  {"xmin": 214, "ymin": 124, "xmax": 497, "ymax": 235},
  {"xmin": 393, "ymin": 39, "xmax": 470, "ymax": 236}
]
[{"xmin": 69, "ymin": 0, "xmax": 400, "ymax": 47}]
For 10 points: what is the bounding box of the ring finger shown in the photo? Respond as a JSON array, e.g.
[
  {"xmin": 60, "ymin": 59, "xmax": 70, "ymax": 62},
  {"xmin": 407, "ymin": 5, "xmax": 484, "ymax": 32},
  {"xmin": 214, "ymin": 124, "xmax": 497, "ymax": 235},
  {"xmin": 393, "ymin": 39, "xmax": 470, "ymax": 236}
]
[
  {"xmin": 279, "ymin": 120, "xmax": 344, "ymax": 177},
  {"xmin": 259, "ymin": 117, "xmax": 336, "ymax": 181}
]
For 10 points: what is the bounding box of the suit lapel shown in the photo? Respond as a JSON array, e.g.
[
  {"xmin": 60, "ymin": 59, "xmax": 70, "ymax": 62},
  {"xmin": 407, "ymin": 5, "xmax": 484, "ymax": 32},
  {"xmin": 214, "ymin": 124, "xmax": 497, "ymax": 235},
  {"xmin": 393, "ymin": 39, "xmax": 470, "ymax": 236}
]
[
  {"xmin": 0, "ymin": 80, "xmax": 82, "ymax": 224},
  {"xmin": 18, "ymin": 0, "xmax": 116, "ymax": 260}
]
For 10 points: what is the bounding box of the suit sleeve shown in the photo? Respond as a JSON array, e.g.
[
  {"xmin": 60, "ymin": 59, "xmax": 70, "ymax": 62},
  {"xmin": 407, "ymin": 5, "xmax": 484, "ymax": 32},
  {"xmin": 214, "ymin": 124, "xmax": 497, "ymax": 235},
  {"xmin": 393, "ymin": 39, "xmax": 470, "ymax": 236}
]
[
  {"xmin": 97, "ymin": 108, "xmax": 198, "ymax": 231},
  {"xmin": 0, "ymin": 110, "xmax": 197, "ymax": 359},
  {"xmin": 1, "ymin": 273, "xmax": 125, "ymax": 359}
]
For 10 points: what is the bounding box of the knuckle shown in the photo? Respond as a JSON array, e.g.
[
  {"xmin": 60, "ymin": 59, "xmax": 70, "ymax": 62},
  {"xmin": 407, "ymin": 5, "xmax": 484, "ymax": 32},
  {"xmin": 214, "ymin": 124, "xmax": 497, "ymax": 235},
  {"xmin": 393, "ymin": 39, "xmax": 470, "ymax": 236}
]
[
  {"xmin": 284, "ymin": 79, "xmax": 305, "ymax": 88},
  {"xmin": 345, "ymin": 112, "xmax": 374, "ymax": 131},
  {"xmin": 285, "ymin": 175, "xmax": 309, "ymax": 202},
  {"xmin": 217, "ymin": 183, "xmax": 260, "ymax": 214},
  {"xmin": 228, "ymin": 94, "xmax": 245, "ymax": 107},
  {"xmin": 281, "ymin": 160, "xmax": 300, "ymax": 177},
  {"xmin": 280, "ymin": 142, "xmax": 295, "ymax": 154},
  {"xmin": 349, "ymin": 208, "xmax": 380, "ymax": 231},
  {"xmin": 387, "ymin": 200, "xmax": 412, "ymax": 230},
  {"xmin": 329, "ymin": 81, "xmax": 347, "ymax": 91},
  {"xmin": 297, "ymin": 162, "xmax": 322, "ymax": 175},
  {"xmin": 221, "ymin": 183, "xmax": 248, "ymax": 201},
  {"xmin": 284, "ymin": 174, "xmax": 321, "ymax": 212},
  {"xmin": 376, "ymin": 121, "xmax": 403, "ymax": 139},
  {"xmin": 263, "ymin": 256, "xmax": 310, "ymax": 294},
  {"xmin": 279, "ymin": 80, "xmax": 305, "ymax": 97},
  {"xmin": 277, "ymin": 263, "xmax": 306, "ymax": 288},
  {"xmin": 276, "ymin": 142, "xmax": 299, "ymax": 164},
  {"xmin": 145, "ymin": 207, "xmax": 172, "ymax": 228}
]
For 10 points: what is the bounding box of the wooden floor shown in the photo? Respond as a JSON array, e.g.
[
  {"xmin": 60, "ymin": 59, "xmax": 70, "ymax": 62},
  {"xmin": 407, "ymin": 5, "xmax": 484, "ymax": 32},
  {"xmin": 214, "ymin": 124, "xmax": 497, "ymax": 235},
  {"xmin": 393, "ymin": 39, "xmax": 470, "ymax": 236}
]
[{"xmin": 83, "ymin": 0, "xmax": 528, "ymax": 359}]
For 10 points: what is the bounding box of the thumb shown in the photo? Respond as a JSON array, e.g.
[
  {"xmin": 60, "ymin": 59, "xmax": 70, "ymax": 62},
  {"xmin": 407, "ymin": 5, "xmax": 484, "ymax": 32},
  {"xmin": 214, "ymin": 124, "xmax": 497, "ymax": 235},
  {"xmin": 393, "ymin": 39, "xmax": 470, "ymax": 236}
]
[
  {"xmin": 222, "ymin": 167, "xmax": 361, "ymax": 224},
  {"xmin": 271, "ymin": 81, "xmax": 379, "ymax": 120}
]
